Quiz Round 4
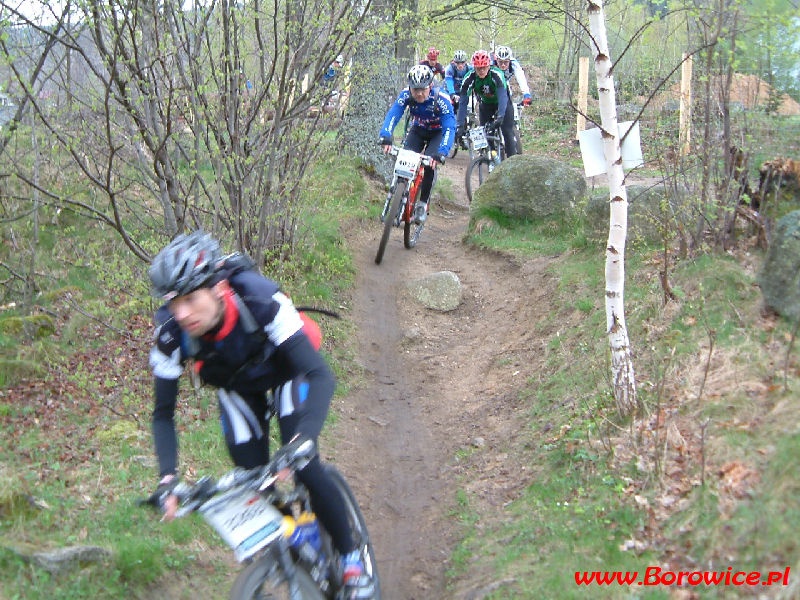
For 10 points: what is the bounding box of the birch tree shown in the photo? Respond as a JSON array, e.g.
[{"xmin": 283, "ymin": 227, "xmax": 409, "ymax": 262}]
[{"xmin": 586, "ymin": 0, "xmax": 637, "ymax": 415}]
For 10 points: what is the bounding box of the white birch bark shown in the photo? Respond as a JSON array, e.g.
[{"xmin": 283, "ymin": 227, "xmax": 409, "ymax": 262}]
[{"xmin": 587, "ymin": 0, "xmax": 637, "ymax": 415}]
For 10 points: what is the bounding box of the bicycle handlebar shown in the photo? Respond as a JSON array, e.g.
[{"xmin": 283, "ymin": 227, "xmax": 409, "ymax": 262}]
[
  {"xmin": 170, "ymin": 436, "xmax": 317, "ymax": 518},
  {"xmin": 388, "ymin": 145, "xmax": 436, "ymax": 167}
]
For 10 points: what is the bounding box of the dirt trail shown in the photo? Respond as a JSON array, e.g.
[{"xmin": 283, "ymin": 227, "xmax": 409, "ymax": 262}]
[{"xmin": 327, "ymin": 151, "xmax": 559, "ymax": 599}]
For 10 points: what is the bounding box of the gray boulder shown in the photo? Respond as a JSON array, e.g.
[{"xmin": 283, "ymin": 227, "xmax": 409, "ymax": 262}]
[
  {"xmin": 585, "ymin": 183, "xmax": 680, "ymax": 244},
  {"xmin": 405, "ymin": 271, "xmax": 462, "ymax": 311},
  {"xmin": 759, "ymin": 210, "xmax": 800, "ymax": 319},
  {"xmin": 471, "ymin": 155, "xmax": 586, "ymax": 220}
]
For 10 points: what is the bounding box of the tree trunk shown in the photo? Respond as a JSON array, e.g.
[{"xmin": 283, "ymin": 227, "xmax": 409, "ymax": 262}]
[
  {"xmin": 339, "ymin": 2, "xmax": 401, "ymax": 183},
  {"xmin": 586, "ymin": 0, "xmax": 637, "ymax": 416}
]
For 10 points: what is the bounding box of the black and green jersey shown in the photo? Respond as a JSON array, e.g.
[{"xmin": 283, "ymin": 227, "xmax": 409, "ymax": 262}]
[
  {"xmin": 456, "ymin": 66, "xmax": 509, "ymax": 127},
  {"xmin": 459, "ymin": 66, "xmax": 508, "ymax": 105}
]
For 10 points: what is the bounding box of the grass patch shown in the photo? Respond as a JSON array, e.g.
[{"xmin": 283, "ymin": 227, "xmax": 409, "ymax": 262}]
[
  {"xmin": 449, "ymin": 206, "xmax": 800, "ymax": 598},
  {"xmin": 465, "ymin": 209, "xmax": 590, "ymax": 257}
]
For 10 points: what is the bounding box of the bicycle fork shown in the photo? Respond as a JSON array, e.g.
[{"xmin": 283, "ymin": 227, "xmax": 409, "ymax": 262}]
[
  {"xmin": 274, "ymin": 537, "xmax": 308, "ymax": 600},
  {"xmin": 381, "ymin": 177, "xmax": 409, "ymax": 227}
]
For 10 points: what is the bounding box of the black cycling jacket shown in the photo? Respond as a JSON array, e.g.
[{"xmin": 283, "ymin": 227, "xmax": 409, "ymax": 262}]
[{"xmin": 149, "ymin": 269, "xmax": 335, "ymax": 477}]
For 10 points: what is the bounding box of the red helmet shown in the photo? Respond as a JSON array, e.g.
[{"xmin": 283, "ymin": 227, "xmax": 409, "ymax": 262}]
[
  {"xmin": 426, "ymin": 47, "xmax": 440, "ymax": 61},
  {"xmin": 472, "ymin": 50, "xmax": 490, "ymax": 68}
]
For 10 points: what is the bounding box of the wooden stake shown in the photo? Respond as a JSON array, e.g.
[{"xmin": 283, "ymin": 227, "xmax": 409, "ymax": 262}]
[{"xmin": 679, "ymin": 53, "xmax": 693, "ymax": 156}]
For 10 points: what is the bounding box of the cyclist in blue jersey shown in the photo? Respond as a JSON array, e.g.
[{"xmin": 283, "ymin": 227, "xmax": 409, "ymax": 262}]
[
  {"xmin": 445, "ymin": 50, "xmax": 473, "ymax": 108},
  {"xmin": 378, "ymin": 64, "xmax": 456, "ymax": 223},
  {"xmin": 147, "ymin": 231, "xmax": 375, "ymax": 599},
  {"xmin": 492, "ymin": 45, "xmax": 532, "ymax": 106},
  {"xmin": 445, "ymin": 50, "xmax": 473, "ymax": 149},
  {"xmin": 322, "ymin": 54, "xmax": 344, "ymax": 87}
]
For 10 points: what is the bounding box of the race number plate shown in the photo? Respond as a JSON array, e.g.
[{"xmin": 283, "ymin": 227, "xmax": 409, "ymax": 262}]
[
  {"xmin": 200, "ymin": 487, "xmax": 285, "ymax": 562},
  {"xmin": 393, "ymin": 149, "xmax": 422, "ymax": 179},
  {"xmin": 469, "ymin": 127, "xmax": 489, "ymax": 150}
]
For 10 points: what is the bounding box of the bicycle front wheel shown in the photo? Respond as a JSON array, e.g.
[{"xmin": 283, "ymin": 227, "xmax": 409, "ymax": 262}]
[
  {"xmin": 229, "ymin": 554, "xmax": 324, "ymax": 600},
  {"xmin": 465, "ymin": 156, "xmax": 492, "ymax": 204},
  {"xmin": 323, "ymin": 464, "xmax": 382, "ymax": 600},
  {"xmin": 375, "ymin": 180, "xmax": 406, "ymax": 265}
]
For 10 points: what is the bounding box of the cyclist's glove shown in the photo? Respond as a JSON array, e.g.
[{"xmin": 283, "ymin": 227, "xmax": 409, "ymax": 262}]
[
  {"xmin": 490, "ymin": 117, "xmax": 504, "ymax": 132},
  {"xmin": 432, "ymin": 153, "xmax": 447, "ymax": 166},
  {"xmin": 378, "ymin": 135, "xmax": 392, "ymax": 146},
  {"xmin": 271, "ymin": 434, "xmax": 317, "ymax": 473},
  {"xmin": 141, "ymin": 474, "xmax": 179, "ymax": 508},
  {"xmin": 522, "ymin": 94, "xmax": 532, "ymax": 106}
]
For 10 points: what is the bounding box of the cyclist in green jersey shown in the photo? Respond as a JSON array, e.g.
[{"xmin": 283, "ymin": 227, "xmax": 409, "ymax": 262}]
[{"xmin": 455, "ymin": 50, "xmax": 519, "ymax": 157}]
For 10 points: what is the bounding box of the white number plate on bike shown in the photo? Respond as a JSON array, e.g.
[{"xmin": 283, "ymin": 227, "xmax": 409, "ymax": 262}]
[
  {"xmin": 200, "ymin": 487, "xmax": 285, "ymax": 562},
  {"xmin": 469, "ymin": 126, "xmax": 489, "ymax": 150},
  {"xmin": 393, "ymin": 149, "xmax": 422, "ymax": 179}
]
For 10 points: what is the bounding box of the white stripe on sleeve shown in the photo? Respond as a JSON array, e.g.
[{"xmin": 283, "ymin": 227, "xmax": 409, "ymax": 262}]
[
  {"xmin": 263, "ymin": 292, "xmax": 303, "ymax": 346},
  {"xmin": 150, "ymin": 346, "xmax": 183, "ymax": 379}
]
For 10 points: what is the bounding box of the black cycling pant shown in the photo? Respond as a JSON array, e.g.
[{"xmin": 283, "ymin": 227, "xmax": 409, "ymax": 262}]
[
  {"xmin": 218, "ymin": 387, "xmax": 356, "ymax": 555},
  {"xmin": 404, "ymin": 126, "xmax": 443, "ymax": 203},
  {"xmin": 478, "ymin": 101, "xmax": 518, "ymax": 157}
]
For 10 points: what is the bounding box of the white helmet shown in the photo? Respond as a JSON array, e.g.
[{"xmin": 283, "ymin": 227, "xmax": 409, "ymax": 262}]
[
  {"xmin": 335, "ymin": 54, "xmax": 344, "ymax": 64},
  {"xmin": 407, "ymin": 64, "xmax": 434, "ymax": 89},
  {"xmin": 453, "ymin": 50, "xmax": 468, "ymax": 63},
  {"xmin": 495, "ymin": 45, "xmax": 513, "ymax": 60}
]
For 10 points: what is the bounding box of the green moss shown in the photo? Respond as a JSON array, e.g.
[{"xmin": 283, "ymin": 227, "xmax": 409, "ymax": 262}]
[{"xmin": 0, "ymin": 314, "xmax": 55, "ymax": 339}]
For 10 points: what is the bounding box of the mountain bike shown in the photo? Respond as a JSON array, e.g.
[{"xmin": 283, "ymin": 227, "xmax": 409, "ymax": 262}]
[
  {"xmin": 375, "ymin": 146, "xmax": 437, "ymax": 265},
  {"xmin": 465, "ymin": 123, "xmax": 504, "ymax": 204},
  {"xmin": 161, "ymin": 437, "xmax": 381, "ymax": 600}
]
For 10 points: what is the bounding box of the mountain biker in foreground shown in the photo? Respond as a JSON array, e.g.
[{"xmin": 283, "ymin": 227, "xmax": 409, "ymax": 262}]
[
  {"xmin": 444, "ymin": 50, "xmax": 473, "ymax": 111},
  {"xmin": 419, "ymin": 46, "xmax": 446, "ymax": 82},
  {"xmin": 378, "ymin": 64, "xmax": 456, "ymax": 223},
  {"xmin": 147, "ymin": 230, "xmax": 374, "ymax": 599},
  {"xmin": 491, "ymin": 45, "xmax": 532, "ymax": 107},
  {"xmin": 455, "ymin": 50, "xmax": 519, "ymax": 157}
]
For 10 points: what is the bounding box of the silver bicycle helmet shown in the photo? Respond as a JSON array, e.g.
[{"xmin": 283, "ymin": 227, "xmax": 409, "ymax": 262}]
[
  {"xmin": 453, "ymin": 50, "xmax": 468, "ymax": 63},
  {"xmin": 149, "ymin": 230, "xmax": 222, "ymax": 298},
  {"xmin": 495, "ymin": 45, "xmax": 513, "ymax": 61},
  {"xmin": 407, "ymin": 64, "xmax": 434, "ymax": 89}
]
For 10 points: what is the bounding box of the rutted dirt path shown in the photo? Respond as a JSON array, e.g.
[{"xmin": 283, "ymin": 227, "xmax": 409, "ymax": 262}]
[{"xmin": 327, "ymin": 152, "xmax": 559, "ymax": 599}]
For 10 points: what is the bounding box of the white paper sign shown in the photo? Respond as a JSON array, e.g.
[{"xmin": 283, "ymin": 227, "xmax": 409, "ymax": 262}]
[{"xmin": 578, "ymin": 121, "xmax": 644, "ymax": 178}]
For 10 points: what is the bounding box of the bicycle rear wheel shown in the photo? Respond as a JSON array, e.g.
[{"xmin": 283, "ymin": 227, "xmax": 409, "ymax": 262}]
[
  {"xmin": 465, "ymin": 156, "xmax": 492, "ymax": 204},
  {"xmin": 375, "ymin": 180, "xmax": 406, "ymax": 265},
  {"xmin": 322, "ymin": 464, "xmax": 381, "ymax": 600},
  {"xmin": 229, "ymin": 553, "xmax": 324, "ymax": 600}
]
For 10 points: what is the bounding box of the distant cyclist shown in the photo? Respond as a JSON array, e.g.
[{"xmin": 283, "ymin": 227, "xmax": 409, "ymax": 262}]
[
  {"xmin": 378, "ymin": 64, "xmax": 455, "ymax": 223},
  {"xmin": 456, "ymin": 50, "xmax": 519, "ymax": 157},
  {"xmin": 444, "ymin": 49, "xmax": 473, "ymax": 111},
  {"xmin": 322, "ymin": 54, "xmax": 344, "ymax": 87},
  {"xmin": 419, "ymin": 46, "xmax": 446, "ymax": 81},
  {"xmin": 492, "ymin": 45, "xmax": 532, "ymax": 106}
]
